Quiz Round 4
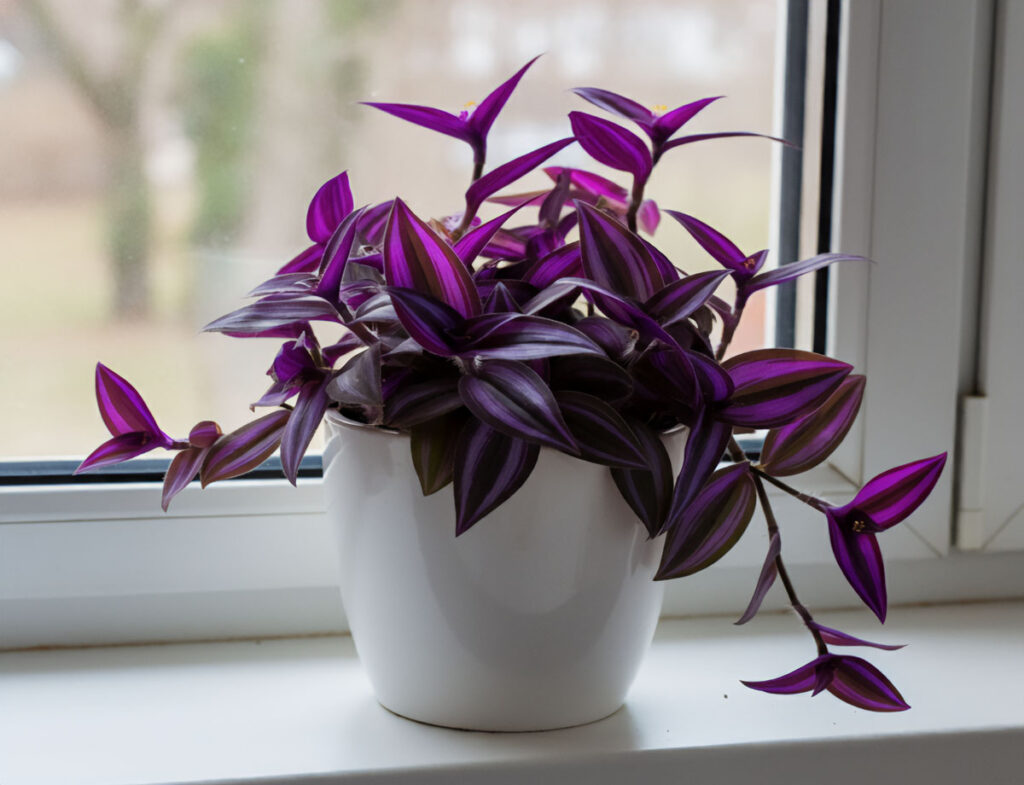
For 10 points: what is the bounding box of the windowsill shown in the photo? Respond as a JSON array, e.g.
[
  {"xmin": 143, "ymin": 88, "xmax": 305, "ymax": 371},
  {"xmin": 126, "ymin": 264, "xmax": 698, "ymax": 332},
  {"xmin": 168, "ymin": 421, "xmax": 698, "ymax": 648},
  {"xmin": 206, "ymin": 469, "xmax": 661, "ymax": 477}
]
[{"xmin": 2, "ymin": 601, "xmax": 1022, "ymax": 785}]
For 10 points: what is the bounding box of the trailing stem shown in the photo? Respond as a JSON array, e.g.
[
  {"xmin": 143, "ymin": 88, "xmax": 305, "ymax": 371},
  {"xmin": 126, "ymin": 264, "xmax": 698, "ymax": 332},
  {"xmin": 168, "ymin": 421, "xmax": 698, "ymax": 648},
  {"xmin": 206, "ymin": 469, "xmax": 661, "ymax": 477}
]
[{"xmin": 752, "ymin": 467, "xmax": 827, "ymax": 511}]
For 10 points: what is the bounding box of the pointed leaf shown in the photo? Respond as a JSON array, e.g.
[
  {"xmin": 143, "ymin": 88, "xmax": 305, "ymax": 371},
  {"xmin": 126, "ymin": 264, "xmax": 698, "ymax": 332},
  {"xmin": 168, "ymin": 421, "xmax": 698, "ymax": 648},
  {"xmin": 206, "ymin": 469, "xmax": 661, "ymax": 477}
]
[
  {"xmin": 410, "ymin": 411, "xmax": 466, "ymax": 496},
  {"xmin": 201, "ymin": 409, "xmax": 290, "ymax": 486},
  {"xmin": 742, "ymin": 656, "xmax": 827, "ymax": 695},
  {"xmin": 361, "ymin": 102, "xmax": 470, "ymax": 142},
  {"xmin": 458, "ymin": 359, "xmax": 577, "ymax": 452},
  {"xmin": 384, "ymin": 377, "xmax": 463, "ymax": 429},
  {"xmin": 556, "ymin": 391, "xmax": 646, "ymax": 469},
  {"xmin": 161, "ymin": 446, "xmax": 206, "ymax": 511},
  {"xmin": 663, "ymin": 411, "xmax": 733, "ymax": 531},
  {"xmin": 465, "ymin": 137, "xmax": 576, "ymax": 217},
  {"xmin": 827, "ymin": 513, "xmax": 888, "ymax": 622},
  {"xmin": 812, "ymin": 623, "xmax": 905, "ymax": 651},
  {"xmin": 326, "ymin": 345, "xmax": 382, "ymax": 418},
  {"xmin": 828, "ymin": 656, "xmax": 910, "ymax": 712},
  {"xmin": 188, "ymin": 421, "xmax": 221, "ymax": 449},
  {"xmin": 386, "ymin": 287, "xmax": 462, "ymax": 356},
  {"xmin": 660, "ymin": 130, "xmax": 790, "ymax": 156},
  {"xmin": 459, "ymin": 312, "xmax": 603, "ymax": 361},
  {"xmin": 657, "ymin": 462, "xmax": 756, "ymax": 579},
  {"xmin": 577, "ymin": 201, "xmax": 664, "ymax": 300},
  {"xmin": 850, "ymin": 453, "xmax": 948, "ymax": 531},
  {"xmin": 94, "ymin": 364, "xmax": 171, "ymax": 446},
  {"xmin": 760, "ymin": 375, "xmax": 866, "ymax": 476},
  {"xmin": 248, "ymin": 272, "xmax": 317, "ymax": 298},
  {"xmin": 315, "ymin": 207, "xmax": 366, "ymax": 302},
  {"xmin": 74, "ymin": 432, "xmax": 158, "ymax": 474},
  {"xmin": 203, "ymin": 295, "xmax": 342, "ymax": 334},
  {"xmin": 545, "ymin": 166, "xmax": 629, "ymax": 209},
  {"xmin": 573, "ymin": 316, "xmax": 638, "ymax": 360},
  {"xmin": 279, "ymin": 378, "xmax": 330, "ymax": 485},
  {"xmin": 745, "ymin": 253, "xmax": 868, "ymax": 294},
  {"xmin": 650, "ymin": 96, "xmax": 723, "ymax": 143},
  {"xmin": 665, "ymin": 210, "xmax": 748, "ymax": 273},
  {"xmin": 453, "ymin": 419, "xmax": 540, "ymax": 535},
  {"xmin": 453, "ymin": 203, "xmax": 528, "ymax": 269},
  {"xmin": 637, "ymin": 199, "xmax": 660, "ymax": 234},
  {"xmin": 306, "ymin": 171, "xmax": 353, "ymax": 244},
  {"xmin": 735, "ymin": 532, "xmax": 780, "ymax": 625},
  {"xmin": 523, "ymin": 242, "xmax": 583, "ymax": 289},
  {"xmin": 610, "ymin": 420, "xmax": 675, "ymax": 537},
  {"xmin": 384, "ymin": 198, "xmax": 481, "ymax": 318},
  {"xmin": 276, "ymin": 244, "xmax": 324, "ymax": 275},
  {"xmin": 720, "ymin": 349, "xmax": 852, "ymax": 428},
  {"xmin": 644, "ymin": 270, "xmax": 731, "ymax": 327},
  {"xmin": 569, "ymin": 111, "xmax": 652, "ymax": 181},
  {"xmin": 571, "ymin": 87, "xmax": 654, "ymax": 125},
  {"xmin": 469, "ymin": 56, "xmax": 540, "ymax": 138},
  {"xmin": 549, "ymin": 354, "xmax": 632, "ymax": 401}
]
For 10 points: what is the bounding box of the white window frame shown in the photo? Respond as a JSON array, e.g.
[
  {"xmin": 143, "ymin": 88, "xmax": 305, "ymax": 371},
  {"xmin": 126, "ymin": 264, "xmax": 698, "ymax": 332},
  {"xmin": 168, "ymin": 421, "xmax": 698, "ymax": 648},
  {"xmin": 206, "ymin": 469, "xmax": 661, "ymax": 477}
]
[{"xmin": 4, "ymin": 0, "xmax": 1024, "ymax": 650}]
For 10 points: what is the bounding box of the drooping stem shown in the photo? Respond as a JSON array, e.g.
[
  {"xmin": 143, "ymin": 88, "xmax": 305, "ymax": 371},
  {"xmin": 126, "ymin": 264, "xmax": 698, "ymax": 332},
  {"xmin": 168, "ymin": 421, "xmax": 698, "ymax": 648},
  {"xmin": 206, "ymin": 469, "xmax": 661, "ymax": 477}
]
[
  {"xmin": 752, "ymin": 467, "xmax": 828, "ymax": 511},
  {"xmin": 625, "ymin": 175, "xmax": 645, "ymax": 234},
  {"xmin": 730, "ymin": 437, "xmax": 827, "ymax": 656}
]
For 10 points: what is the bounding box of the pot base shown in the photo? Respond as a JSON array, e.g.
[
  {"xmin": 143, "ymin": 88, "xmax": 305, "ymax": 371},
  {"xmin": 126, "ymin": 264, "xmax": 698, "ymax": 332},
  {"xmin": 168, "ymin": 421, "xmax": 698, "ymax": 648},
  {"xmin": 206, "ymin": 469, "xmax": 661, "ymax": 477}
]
[{"xmin": 376, "ymin": 698, "xmax": 626, "ymax": 733}]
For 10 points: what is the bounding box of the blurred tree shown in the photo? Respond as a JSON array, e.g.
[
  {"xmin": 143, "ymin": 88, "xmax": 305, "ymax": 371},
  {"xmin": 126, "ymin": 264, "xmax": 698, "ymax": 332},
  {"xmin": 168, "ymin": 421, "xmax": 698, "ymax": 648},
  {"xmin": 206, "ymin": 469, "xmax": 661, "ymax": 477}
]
[{"xmin": 23, "ymin": 0, "xmax": 167, "ymax": 319}]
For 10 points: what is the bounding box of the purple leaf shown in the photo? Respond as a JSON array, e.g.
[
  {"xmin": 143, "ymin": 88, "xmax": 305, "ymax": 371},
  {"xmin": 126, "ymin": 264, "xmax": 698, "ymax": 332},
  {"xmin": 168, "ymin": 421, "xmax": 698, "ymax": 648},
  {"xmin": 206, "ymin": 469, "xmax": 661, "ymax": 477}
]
[
  {"xmin": 571, "ymin": 87, "xmax": 654, "ymax": 125},
  {"xmin": 544, "ymin": 166, "xmax": 629, "ymax": 209},
  {"xmin": 811, "ymin": 623, "xmax": 905, "ymax": 651},
  {"xmin": 221, "ymin": 323, "xmax": 309, "ymax": 340},
  {"xmin": 742, "ymin": 656, "xmax": 824, "ymax": 695},
  {"xmin": 203, "ymin": 295, "xmax": 342, "ymax": 334},
  {"xmin": 188, "ymin": 421, "xmax": 221, "ymax": 449},
  {"xmin": 846, "ymin": 453, "xmax": 948, "ymax": 531},
  {"xmin": 201, "ymin": 409, "xmax": 290, "ymax": 486},
  {"xmin": 386, "ymin": 287, "xmax": 462, "ymax": 356},
  {"xmin": 549, "ymin": 354, "xmax": 632, "ymax": 402},
  {"xmin": 637, "ymin": 199, "xmax": 660, "ymax": 234},
  {"xmin": 719, "ymin": 349, "xmax": 852, "ymax": 429},
  {"xmin": 577, "ymin": 201, "xmax": 664, "ymax": 300},
  {"xmin": 760, "ymin": 375, "xmax": 866, "ymax": 476},
  {"xmin": 161, "ymin": 446, "xmax": 206, "ymax": 511},
  {"xmin": 642, "ymin": 239, "xmax": 681, "ymax": 283},
  {"xmin": 453, "ymin": 204, "xmax": 528, "ymax": 269},
  {"xmin": 315, "ymin": 207, "xmax": 366, "ymax": 302},
  {"xmin": 573, "ymin": 316, "xmax": 638, "ymax": 360},
  {"xmin": 610, "ymin": 419, "xmax": 675, "ymax": 537},
  {"xmin": 276, "ymin": 244, "xmax": 324, "ymax": 275},
  {"xmin": 410, "ymin": 411, "xmax": 466, "ymax": 496},
  {"xmin": 644, "ymin": 270, "xmax": 731, "ymax": 327},
  {"xmin": 326, "ymin": 345, "xmax": 382, "ymax": 419},
  {"xmin": 361, "ymin": 101, "xmax": 470, "ymax": 143},
  {"xmin": 459, "ymin": 312, "xmax": 604, "ymax": 361},
  {"xmin": 322, "ymin": 333, "xmax": 364, "ymax": 366},
  {"xmin": 356, "ymin": 201, "xmax": 393, "ymax": 247},
  {"xmin": 735, "ymin": 532, "xmax": 780, "ymax": 625},
  {"xmin": 523, "ymin": 242, "xmax": 583, "ymax": 289},
  {"xmin": 827, "ymin": 511, "xmax": 888, "ymax": 622},
  {"xmin": 482, "ymin": 282, "xmax": 522, "ymax": 314},
  {"xmin": 458, "ymin": 359, "xmax": 577, "ymax": 453},
  {"xmin": 826, "ymin": 656, "xmax": 910, "ymax": 712},
  {"xmin": 650, "ymin": 96, "xmax": 723, "ymax": 144},
  {"xmin": 469, "ymin": 56, "xmax": 540, "ymax": 139},
  {"xmin": 660, "ymin": 130, "xmax": 790, "ymax": 156},
  {"xmin": 465, "ymin": 137, "xmax": 576, "ymax": 217},
  {"xmin": 306, "ymin": 171, "xmax": 354, "ymax": 244},
  {"xmin": 248, "ymin": 272, "xmax": 317, "ymax": 298},
  {"xmin": 453, "ymin": 419, "xmax": 540, "ymax": 535},
  {"xmin": 279, "ymin": 377, "xmax": 331, "ymax": 485},
  {"xmin": 384, "ymin": 198, "xmax": 481, "ymax": 318},
  {"xmin": 556, "ymin": 391, "xmax": 646, "ymax": 470},
  {"xmin": 569, "ymin": 111, "xmax": 652, "ymax": 182},
  {"xmin": 384, "ymin": 377, "xmax": 463, "ymax": 429},
  {"xmin": 74, "ymin": 432, "xmax": 160, "ymax": 474},
  {"xmin": 663, "ymin": 410, "xmax": 733, "ymax": 531},
  {"xmin": 656, "ymin": 462, "xmax": 756, "ymax": 579},
  {"xmin": 93, "ymin": 364, "xmax": 172, "ymax": 446},
  {"xmin": 688, "ymin": 350, "xmax": 734, "ymax": 403},
  {"xmin": 539, "ymin": 168, "xmax": 572, "ymax": 229},
  {"xmin": 664, "ymin": 210, "xmax": 748, "ymax": 275},
  {"xmin": 270, "ymin": 331, "xmax": 316, "ymax": 386},
  {"xmin": 745, "ymin": 253, "xmax": 868, "ymax": 295}
]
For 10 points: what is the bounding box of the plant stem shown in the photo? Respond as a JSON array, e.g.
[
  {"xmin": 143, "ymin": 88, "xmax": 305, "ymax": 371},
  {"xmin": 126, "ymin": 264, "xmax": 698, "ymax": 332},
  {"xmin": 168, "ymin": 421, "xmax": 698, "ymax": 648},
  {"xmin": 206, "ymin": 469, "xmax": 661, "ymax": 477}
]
[
  {"xmin": 731, "ymin": 437, "xmax": 827, "ymax": 656},
  {"xmin": 752, "ymin": 467, "xmax": 828, "ymax": 511},
  {"xmin": 625, "ymin": 176, "xmax": 645, "ymax": 234},
  {"xmin": 471, "ymin": 156, "xmax": 484, "ymax": 184},
  {"xmin": 716, "ymin": 299, "xmax": 745, "ymax": 361}
]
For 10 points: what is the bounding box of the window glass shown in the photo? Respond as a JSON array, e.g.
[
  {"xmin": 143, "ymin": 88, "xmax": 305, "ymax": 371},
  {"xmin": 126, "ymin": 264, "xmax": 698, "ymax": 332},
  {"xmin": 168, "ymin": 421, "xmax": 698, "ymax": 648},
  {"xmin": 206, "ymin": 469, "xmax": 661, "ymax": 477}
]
[{"xmin": 0, "ymin": 0, "xmax": 779, "ymax": 461}]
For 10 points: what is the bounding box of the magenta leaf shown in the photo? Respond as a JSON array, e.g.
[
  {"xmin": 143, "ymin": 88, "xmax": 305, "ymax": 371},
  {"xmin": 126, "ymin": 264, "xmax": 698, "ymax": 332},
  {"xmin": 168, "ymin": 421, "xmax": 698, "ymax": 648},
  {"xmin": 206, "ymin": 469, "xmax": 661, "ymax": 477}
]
[
  {"xmin": 545, "ymin": 166, "xmax": 629, "ymax": 209},
  {"xmin": 75, "ymin": 431, "xmax": 160, "ymax": 474},
  {"xmin": 306, "ymin": 171, "xmax": 354, "ymax": 244},
  {"xmin": 555, "ymin": 391, "xmax": 646, "ymax": 470},
  {"xmin": 459, "ymin": 313, "xmax": 604, "ymax": 361},
  {"xmin": 203, "ymin": 295, "xmax": 342, "ymax": 335},
  {"xmin": 453, "ymin": 204, "xmax": 528, "ymax": 269},
  {"xmin": 201, "ymin": 409, "xmax": 290, "ymax": 486},
  {"xmin": 637, "ymin": 199, "xmax": 660, "ymax": 234},
  {"xmin": 384, "ymin": 198, "xmax": 481, "ymax": 319},
  {"xmin": 827, "ymin": 511, "xmax": 888, "ymax": 622},
  {"xmin": 188, "ymin": 421, "xmax": 221, "ymax": 449},
  {"xmin": 742, "ymin": 656, "xmax": 824, "ymax": 695},
  {"xmin": 745, "ymin": 253, "xmax": 867, "ymax": 295},
  {"xmin": 760, "ymin": 375, "xmax": 866, "ymax": 476},
  {"xmin": 657, "ymin": 462, "xmax": 756, "ymax": 579},
  {"xmin": 410, "ymin": 411, "xmax": 466, "ymax": 496},
  {"xmin": 465, "ymin": 137, "xmax": 576, "ymax": 217},
  {"xmin": 827, "ymin": 656, "xmax": 910, "ymax": 712},
  {"xmin": 735, "ymin": 532, "xmax": 781, "ymax": 625},
  {"xmin": 570, "ymin": 87, "xmax": 653, "ymax": 125},
  {"xmin": 276, "ymin": 244, "xmax": 324, "ymax": 275},
  {"xmin": 664, "ymin": 210, "xmax": 748, "ymax": 275},
  {"xmin": 457, "ymin": 359, "xmax": 577, "ymax": 453},
  {"xmin": 569, "ymin": 111, "xmax": 652, "ymax": 182},
  {"xmin": 482, "ymin": 282, "xmax": 522, "ymax": 314},
  {"xmin": 650, "ymin": 96, "xmax": 723, "ymax": 144},
  {"xmin": 280, "ymin": 377, "xmax": 331, "ymax": 485},
  {"xmin": 315, "ymin": 207, "xmax": 366, "ymax": 302},
  {"xmin": 469, "ymin": 56, "xmax": 540, "ymax": 140},
  {"xmin": 384, "ymin": 377, "xmax": 463, "ymax": 430},
  {"xmin": 660, "ymin": 130, "xmax": 789, "ymax": 156},
  {"xmin": 663, "ymin": 410, "xmax": 734, "ymax": 532},
  {"xmin": 523, "ymin": 242, "xmax": 583, "ymax": 289},
  {"xmin": 386, "ymin": 287, "xmax": 462, "ymax": 356},
  {"xmin": 812, "ymin": 623, "xmax": 905, "ymax": 651},
  {"xmin": 161, "ymin": 446, "xmax": 206, "ymax": 511},
  {"xmin": 847, "ymin": 453, "xmax": 948, "ymax": 531},
  {"xmin": 610, "ymin": 419, "xmax": 675, "ymax": 537},
  {"xmin": 93, "ymin": 364, "xmax": 172, "ymax": 447},
  {"xmin": 361, "ymin": 102, "xmax": 470, "ymax": 143},
  {"xmin": 719, "ymin": 349, "xmax": 852, "ymax": 429},
  {"xmin": 644, "ymin": 270, "xmax": 731, "ymax": 327},
  {"xmin": 453, "ymin": 418, "xmax": 540, "ymax": 535},
  {"xmin": 577, "ymin": 201, "xmax": 664, "ymax": 300}
]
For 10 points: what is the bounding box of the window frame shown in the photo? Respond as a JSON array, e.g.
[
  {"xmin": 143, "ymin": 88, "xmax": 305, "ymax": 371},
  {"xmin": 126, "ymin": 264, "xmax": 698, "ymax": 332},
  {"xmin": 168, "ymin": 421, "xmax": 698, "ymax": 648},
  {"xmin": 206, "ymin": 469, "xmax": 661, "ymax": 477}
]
[{"xmin": 4, "ymin": 0, "xmax": 1022, "ymax": 650}]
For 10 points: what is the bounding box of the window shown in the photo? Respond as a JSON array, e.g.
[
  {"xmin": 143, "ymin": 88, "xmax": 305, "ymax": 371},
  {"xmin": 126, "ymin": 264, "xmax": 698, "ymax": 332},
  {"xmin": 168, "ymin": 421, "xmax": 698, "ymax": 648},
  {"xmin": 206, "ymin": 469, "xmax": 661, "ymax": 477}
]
[{"xmin": 5, "ymin": 0, "xmax": 1022, "ymax": 650}]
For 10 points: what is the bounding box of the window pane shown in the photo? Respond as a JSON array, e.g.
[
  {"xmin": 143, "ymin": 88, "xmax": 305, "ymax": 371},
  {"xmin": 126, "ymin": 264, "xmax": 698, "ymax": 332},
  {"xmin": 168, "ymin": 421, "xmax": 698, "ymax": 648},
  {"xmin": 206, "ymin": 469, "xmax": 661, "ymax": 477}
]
[{"xmin": 0, "ymin": 0, "xmax": 780, "ymax": 462}]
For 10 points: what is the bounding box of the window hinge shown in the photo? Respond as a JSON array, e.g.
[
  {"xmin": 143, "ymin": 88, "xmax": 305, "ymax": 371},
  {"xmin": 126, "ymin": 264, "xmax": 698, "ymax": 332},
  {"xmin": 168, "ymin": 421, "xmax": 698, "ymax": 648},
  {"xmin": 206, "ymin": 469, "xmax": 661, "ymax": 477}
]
[{"xmin": 955, "ymin": 395, "xmax": 988, "ymax": 550}]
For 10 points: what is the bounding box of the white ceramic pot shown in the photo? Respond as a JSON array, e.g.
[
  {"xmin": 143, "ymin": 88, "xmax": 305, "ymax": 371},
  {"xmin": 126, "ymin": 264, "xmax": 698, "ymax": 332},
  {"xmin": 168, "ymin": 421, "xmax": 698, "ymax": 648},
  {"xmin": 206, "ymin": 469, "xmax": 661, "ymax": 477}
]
[{"xmin": 322, "ymin": 411, "xmax": 683, "ymax": 731}]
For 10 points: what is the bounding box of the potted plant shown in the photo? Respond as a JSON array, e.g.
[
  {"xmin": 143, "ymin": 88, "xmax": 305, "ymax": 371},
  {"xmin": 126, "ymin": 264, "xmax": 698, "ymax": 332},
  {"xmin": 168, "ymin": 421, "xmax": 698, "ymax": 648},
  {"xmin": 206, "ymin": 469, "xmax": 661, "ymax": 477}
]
[{"xmin": 77, "ymin": 57, "xmax": 946, "ymax": 730}]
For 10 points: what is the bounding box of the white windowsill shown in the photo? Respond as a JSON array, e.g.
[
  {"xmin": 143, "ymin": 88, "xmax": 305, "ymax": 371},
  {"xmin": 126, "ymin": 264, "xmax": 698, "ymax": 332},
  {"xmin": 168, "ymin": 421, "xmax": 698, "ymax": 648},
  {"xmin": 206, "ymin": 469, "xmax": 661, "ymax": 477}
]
[{"xmin": 2, "ymin": 601, "xmax": 1022, "ymax": 785}]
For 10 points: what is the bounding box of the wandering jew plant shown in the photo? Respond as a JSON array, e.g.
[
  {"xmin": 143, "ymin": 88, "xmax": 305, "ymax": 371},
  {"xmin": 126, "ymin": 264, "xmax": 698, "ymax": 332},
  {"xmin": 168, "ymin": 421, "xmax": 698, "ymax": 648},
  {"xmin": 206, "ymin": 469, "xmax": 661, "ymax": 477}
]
[{"xmin": 79, "ymin": 58, "xmax": 945, "ymax": 713}]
